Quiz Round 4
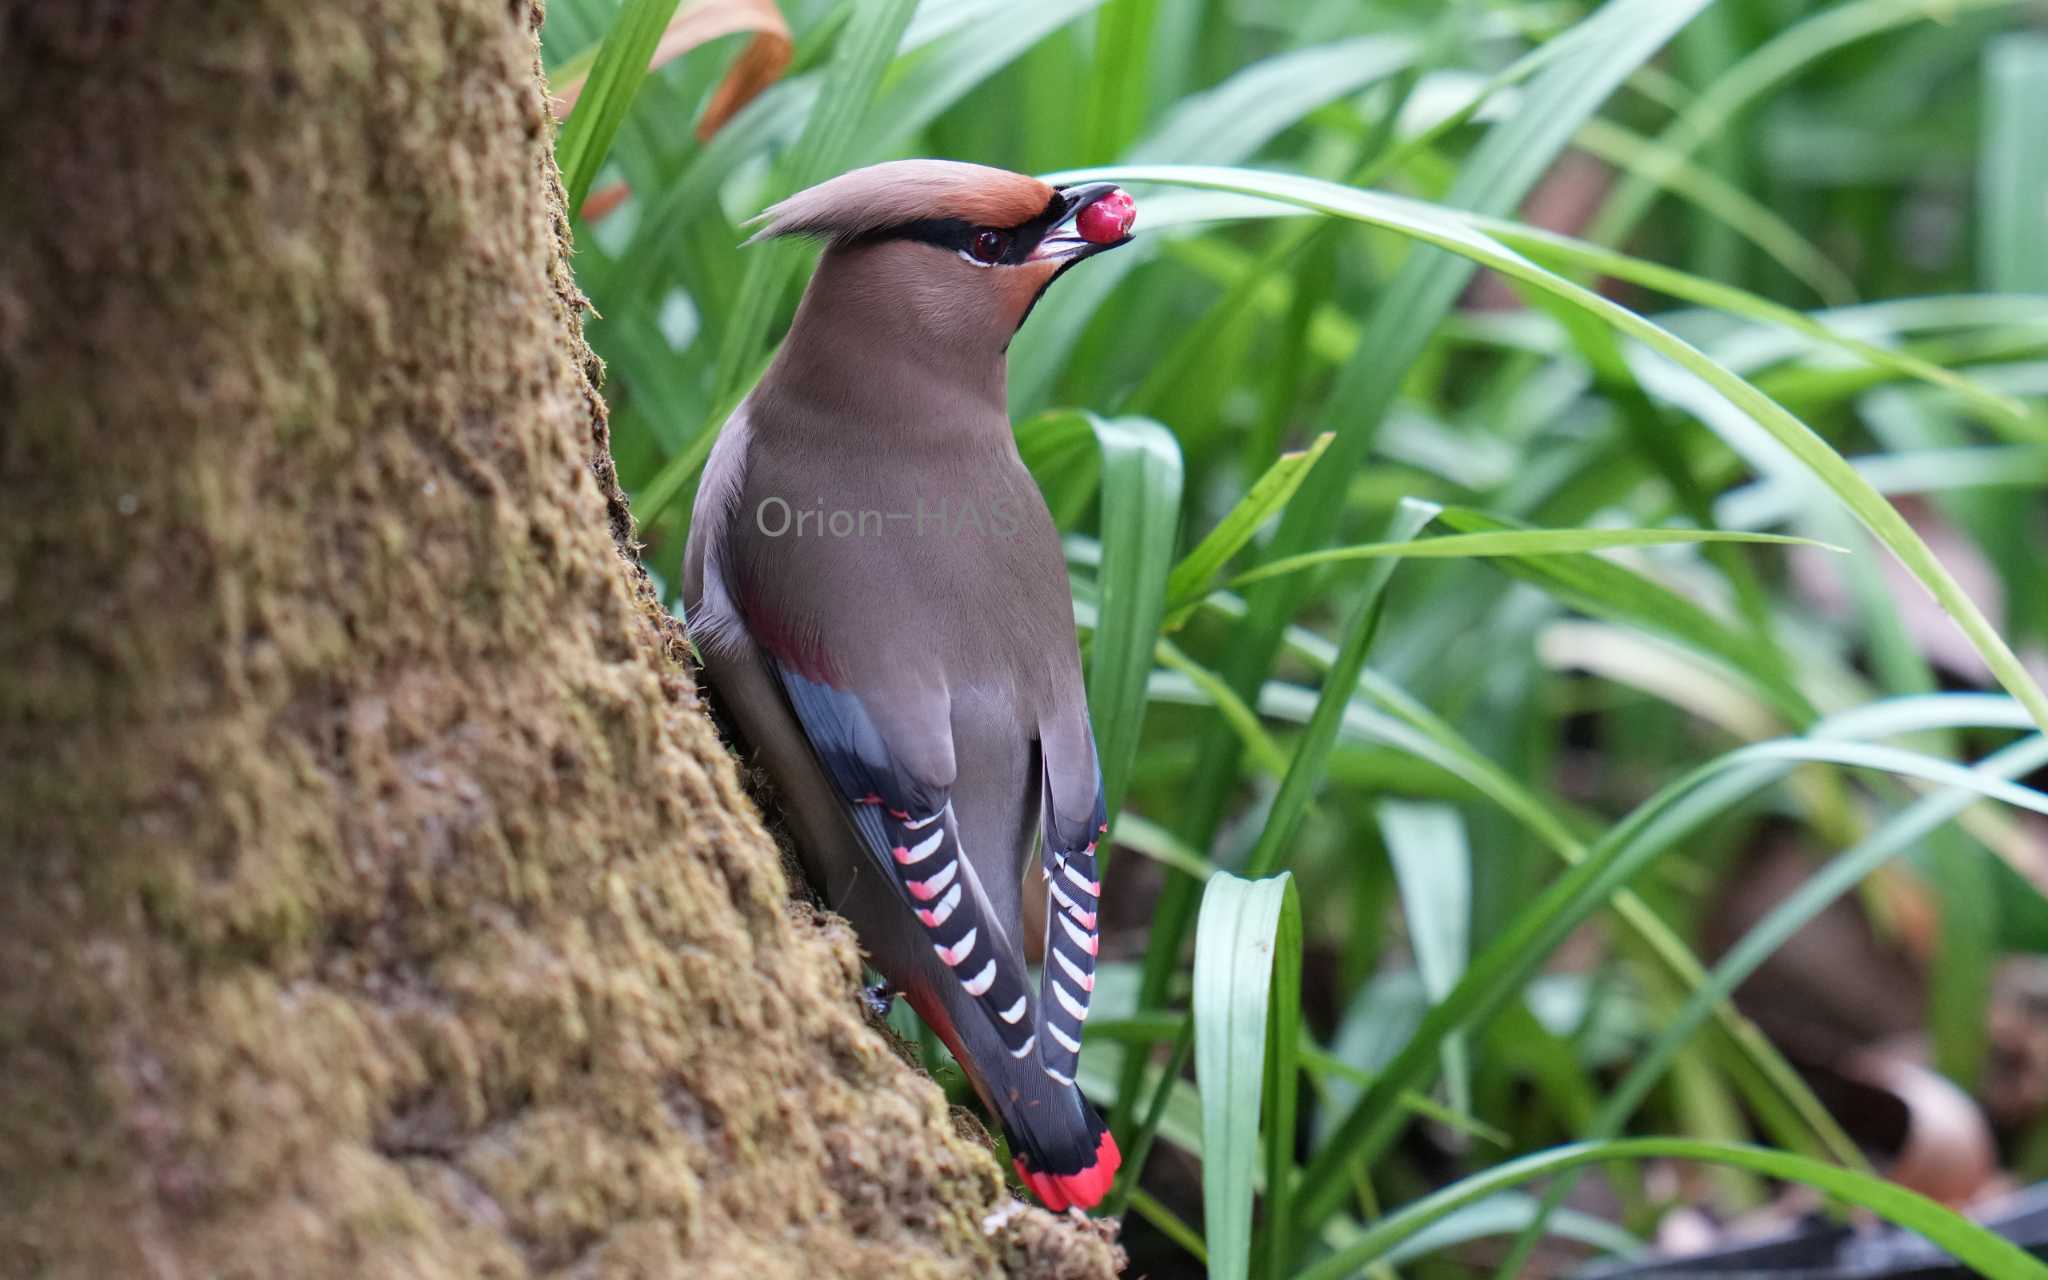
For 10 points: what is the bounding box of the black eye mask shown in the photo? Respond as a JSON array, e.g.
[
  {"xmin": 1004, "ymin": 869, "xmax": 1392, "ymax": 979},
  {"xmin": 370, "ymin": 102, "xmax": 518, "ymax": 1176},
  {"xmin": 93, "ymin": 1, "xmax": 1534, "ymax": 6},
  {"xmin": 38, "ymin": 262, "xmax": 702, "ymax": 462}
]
[{"xmin": 856, "ymin": 188, "xmax": 1079, "ymax": 265}]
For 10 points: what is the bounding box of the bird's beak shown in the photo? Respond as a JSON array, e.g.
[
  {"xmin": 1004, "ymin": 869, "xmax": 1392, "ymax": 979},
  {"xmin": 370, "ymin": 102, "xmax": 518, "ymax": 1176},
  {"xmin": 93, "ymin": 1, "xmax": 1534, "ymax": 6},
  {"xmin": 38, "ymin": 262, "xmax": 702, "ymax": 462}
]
[{"xmin": 1027, "ymin": 183, "xmax": 1137, "ymax": 264}]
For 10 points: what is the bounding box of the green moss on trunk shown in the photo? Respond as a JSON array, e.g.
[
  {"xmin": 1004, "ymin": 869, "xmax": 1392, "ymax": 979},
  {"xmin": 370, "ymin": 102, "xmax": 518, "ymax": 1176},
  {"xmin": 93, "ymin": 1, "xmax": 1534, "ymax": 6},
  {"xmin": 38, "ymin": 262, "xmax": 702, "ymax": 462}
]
[{"xmin": 0, "ymin": 2, "xmax": 1117, "ymax": 1274}]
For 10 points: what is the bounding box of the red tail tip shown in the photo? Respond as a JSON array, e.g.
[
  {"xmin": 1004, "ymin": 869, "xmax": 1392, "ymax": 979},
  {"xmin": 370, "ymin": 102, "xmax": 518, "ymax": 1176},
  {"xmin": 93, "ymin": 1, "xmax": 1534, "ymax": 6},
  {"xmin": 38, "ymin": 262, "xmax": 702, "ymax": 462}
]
[{"xmin": 1013, "ymin": 1130, "xmax": 1121, "ymax": 1212}]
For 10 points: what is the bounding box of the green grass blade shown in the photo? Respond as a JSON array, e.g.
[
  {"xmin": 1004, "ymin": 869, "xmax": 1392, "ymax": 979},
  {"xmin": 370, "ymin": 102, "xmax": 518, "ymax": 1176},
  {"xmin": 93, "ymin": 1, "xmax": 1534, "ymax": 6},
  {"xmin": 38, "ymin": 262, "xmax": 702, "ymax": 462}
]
[
  {"xmin": 709, "ymin": 0, "xmax": 917, "ymax": 403},
  {"xmin": 1192, "ymin": 870, "xmax": 1301, "ymax": 1280},
  {"xmin": 1227, "ymin": 526, "xmax": 1828, "ymax": 588},
  {"xmin": 1722, "ymin": 446, "xmax": 2048, "ymax": 528},
  {"xmin": 1161, "ymin": 433, "xmax": 1331, "ymax": 626},
  {"xmin": 1499, "ymin": 731, "xmax": 2048, "ymax": 1275},
  {"xmin": 553, "ymin": 0, "xmax": 685, "ymax": 212},
  {"xmin": 1243, "ymin": 499, "xmax": 1437, "ymax": 881},
  {"xmin": 1985, "ymin": 35, "xmax": 2048, "ymax": 293},
  {"xmin": 1085, "ymin": 415, "xmax": 1183, "ymax": 820},
  {"xmin": 595, "ymin": 72, "xmax": 817, "ymax": 320},
  {"xmin": 633, "ymin": 347, "xmax": 773, "ymax": 529},
  {"xmin": 1297, "ymin": 1138, "xmax": 2048, "ymax": 1280},
  {"xmin": 1131, "ymin": 200, "xmax": 2041, "ymax": 439},
  {"xmin": 1111, "ymin": 813, "xmax": 1214, "ymax": 883},
  {"xmin": 1079, "ymin": 0, "xmax": 1161, "ymax": 162},
  {"xmin": 1152, "ymin": 644, "xmax": 1291, "ymax": 780},
  {"xmin": 1593, "ymin": 0, "xmax": 2029, "ymax": 249},
  {"xmin": 1128, "ymin": 1186, "xmax": 1208, "ymax": 1264},
  {"xmin": 1012, "ymin": 32, "xmax": 1419, "ymax": 417},
  {"xmin": 1017, "ymin": 410, "xmax": 1107, "ymax": 531},
  {"xmin": 1128, "ymin": 35, "xmax": 1418, "ymax": 165},
  {"xmin": 1087, "ymin": 1015, "xmax": 1503, "ymax": 1182},
  {"xmin": 1379, "ymin": 800, "xmax": 1473, "ymax": 1116},
  {"xmin": 1296, "ymin": 672, "xmax": 1856, "ymax": 1172},
  {"xmin": 1113, "ymin": 1016, "xmax": 1195, "ymax": 1211},
  {"xmin": 1468, "ymin": 214, "xmax": 2043, "ymax": 439},
  {"xmin": 1262, "ymin": 878, "xmax": 1302, "ymax": 1280},
  {"xmin": 1183, "ymin": 600, "xmax": 1856, "ymax": 1171},
  {"xmin": 1293, "ymin": 732, "xmax": 2048, "ymax": 1248},
  {"xmin": 1369, "ymin": 1192, "xmax": 1642, "ymax": 1268},
  {"xmin": 1814, "ymin": 692, "xmax": 2035, "ymax": 739},
  {"xmin": 1051, "ymin": 162, "xmax": 2048, "ymax": 734},
  {"xmin": 1573, "ymin": 116, "xmax": 1855, "ymax": 306},
  {"xmin": 1232, "ymin": 0, "xmax": 1720, "ymax": 588},
  {"xmin": 868, "ymin": 0, "xmax": 1106, "ymax": 153},
  {"xmin": 1096, "ymin": 2, "xmax": 1720, "ymax": 1137},
  {"xmin": 1430, "ymin": 506, "xmax": 1815, "ymax": 724}
]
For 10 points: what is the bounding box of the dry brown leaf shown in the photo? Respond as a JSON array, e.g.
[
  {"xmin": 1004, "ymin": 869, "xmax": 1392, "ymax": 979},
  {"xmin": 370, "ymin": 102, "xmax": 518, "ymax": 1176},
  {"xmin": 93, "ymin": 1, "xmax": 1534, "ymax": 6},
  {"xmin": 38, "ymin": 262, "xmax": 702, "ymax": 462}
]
[
  {"xmin": 580, "ymin": 181, "xmax": 633, "ymax": 223},
  {"xmin": 551, "ymin": 0, "xmax": 793, "ymax": 140},
  {"xmin": 552, "ymin": 0, "xmax": 792, "ymax": 223},
  {"xmin": 1704, "ymin": 834, "xmax": 1924, "ymax": 1064},
  {"xmin": 1987, "ymin": 958, "xmax": 2048, "ymax": 1126},
  {"xmin": 694, "ymin": 1, "xmax": 793, "ymax": 139},
  {"xmin": 1842, "ymin": 1045, "xmax": 2000, "ymax": 1207}
]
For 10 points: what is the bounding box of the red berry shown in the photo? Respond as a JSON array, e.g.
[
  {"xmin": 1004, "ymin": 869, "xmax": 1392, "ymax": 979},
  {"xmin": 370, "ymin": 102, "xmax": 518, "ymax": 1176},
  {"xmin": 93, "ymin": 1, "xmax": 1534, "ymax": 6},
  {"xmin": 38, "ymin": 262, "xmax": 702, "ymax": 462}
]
[{"xmin": 1076, "ymin": 189, "xmax": 1136, "ymax": 244}]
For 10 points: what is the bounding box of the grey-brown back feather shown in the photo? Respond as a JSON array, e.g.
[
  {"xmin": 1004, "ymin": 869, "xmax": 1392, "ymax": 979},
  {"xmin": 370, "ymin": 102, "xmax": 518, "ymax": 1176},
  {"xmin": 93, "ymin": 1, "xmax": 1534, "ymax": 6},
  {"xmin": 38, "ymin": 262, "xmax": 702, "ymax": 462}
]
[{"xmin": 685, "ymin": 164, "xmax": 1104, "ymax": 1109}]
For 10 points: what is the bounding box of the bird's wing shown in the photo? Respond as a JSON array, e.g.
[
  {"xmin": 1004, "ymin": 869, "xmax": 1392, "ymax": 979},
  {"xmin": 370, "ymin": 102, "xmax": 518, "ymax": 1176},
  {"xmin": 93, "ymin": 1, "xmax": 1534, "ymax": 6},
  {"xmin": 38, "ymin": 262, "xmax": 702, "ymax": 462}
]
[
  {"xmin": 773, "ymin": 665, "xmax": 1039, "ymax": 1059},
  {"xmin": 1035, "ymin": 720, "xmax": 1106, "ymax": 1086}
]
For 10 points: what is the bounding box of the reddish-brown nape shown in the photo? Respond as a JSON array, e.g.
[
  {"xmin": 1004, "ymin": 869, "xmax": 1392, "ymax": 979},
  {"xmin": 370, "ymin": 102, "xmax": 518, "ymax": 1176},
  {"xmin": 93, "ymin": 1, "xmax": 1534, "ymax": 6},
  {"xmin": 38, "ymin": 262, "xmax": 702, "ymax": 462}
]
[{"xmin": 747, "ymin": 159, "xmax": 1054, "ymax": 244}]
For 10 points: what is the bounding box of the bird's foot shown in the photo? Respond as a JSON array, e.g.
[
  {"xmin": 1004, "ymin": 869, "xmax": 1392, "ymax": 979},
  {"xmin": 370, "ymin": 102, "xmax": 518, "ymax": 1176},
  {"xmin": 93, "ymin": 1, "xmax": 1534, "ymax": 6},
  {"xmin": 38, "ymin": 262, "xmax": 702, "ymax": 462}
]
[{"xmin": 860, "ymin": 978, "xmax": 896, "ymax": 1018}]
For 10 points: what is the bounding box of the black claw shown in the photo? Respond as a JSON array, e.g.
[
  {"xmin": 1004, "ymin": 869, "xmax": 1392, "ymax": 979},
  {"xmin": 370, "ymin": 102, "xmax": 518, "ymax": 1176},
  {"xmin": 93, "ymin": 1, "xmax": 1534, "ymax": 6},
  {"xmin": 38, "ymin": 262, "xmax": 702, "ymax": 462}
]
[{"xmin": 861, "ymin": 978, "xmax": 896, "ymax": 1018}]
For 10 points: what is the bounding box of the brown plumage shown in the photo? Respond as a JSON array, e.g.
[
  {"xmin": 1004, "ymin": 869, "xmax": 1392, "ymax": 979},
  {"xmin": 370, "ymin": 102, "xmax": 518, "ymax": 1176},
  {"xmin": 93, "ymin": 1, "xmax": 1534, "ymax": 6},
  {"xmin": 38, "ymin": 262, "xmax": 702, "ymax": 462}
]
[
  {"xmin": 684, "ymin": 159, "xmax": 1134, "ymax": 1210},
  {"xmin": 745, "ymin": 158, "xmax": 1056, "ymax": 244}
]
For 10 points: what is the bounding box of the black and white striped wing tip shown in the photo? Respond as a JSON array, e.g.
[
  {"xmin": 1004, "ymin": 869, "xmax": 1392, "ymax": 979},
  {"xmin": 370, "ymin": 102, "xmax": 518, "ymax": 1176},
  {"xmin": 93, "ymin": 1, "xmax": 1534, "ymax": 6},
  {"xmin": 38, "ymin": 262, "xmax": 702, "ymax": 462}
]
[
  {"xmin": 1036, "ymin": 816, "xmax": 1105, "ymax": 1085},
  {"xmin": 870, "ymin": 800, "xmax": 1036, "ymax": 1058},
  {"xmin": 767, "ymin": 667, "xmax": 1037, "ymax": 1059}
]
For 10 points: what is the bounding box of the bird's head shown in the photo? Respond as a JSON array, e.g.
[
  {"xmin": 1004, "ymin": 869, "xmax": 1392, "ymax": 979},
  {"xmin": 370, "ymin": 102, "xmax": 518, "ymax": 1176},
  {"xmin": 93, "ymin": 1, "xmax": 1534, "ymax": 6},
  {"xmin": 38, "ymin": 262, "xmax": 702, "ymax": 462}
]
[{"xmin": 747, "ymin": 159, "xmax": 1136, "ymax": 354}]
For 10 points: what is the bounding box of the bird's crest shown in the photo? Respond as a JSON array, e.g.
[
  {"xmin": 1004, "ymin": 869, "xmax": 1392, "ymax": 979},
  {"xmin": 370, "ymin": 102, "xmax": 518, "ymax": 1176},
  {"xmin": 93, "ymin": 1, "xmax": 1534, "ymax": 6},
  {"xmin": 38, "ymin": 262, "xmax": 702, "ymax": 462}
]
[{"xmin": 744, "ymin": 159, "xmax": 1056, "ymax": 245}]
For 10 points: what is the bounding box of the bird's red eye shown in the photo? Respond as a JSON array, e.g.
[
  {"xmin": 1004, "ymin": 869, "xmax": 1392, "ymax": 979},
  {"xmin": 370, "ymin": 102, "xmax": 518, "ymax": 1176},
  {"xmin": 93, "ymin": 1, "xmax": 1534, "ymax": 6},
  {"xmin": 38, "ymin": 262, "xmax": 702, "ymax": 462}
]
[{"xmin": 970, "ymin": 229, "xmax": 1008, "ymax": 263}]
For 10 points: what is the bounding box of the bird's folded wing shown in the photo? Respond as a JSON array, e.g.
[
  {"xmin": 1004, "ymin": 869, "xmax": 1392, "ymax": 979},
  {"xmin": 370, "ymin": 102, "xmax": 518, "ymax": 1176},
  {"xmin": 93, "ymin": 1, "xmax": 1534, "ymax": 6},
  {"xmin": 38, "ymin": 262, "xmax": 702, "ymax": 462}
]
[
  {"xmin": 773, "ymin": 666, "xmax": 1037, "ymax": 1059},
  {"xmin": 1036, "ymin": 768, "xmax": 1106, "ymax": 1086}
]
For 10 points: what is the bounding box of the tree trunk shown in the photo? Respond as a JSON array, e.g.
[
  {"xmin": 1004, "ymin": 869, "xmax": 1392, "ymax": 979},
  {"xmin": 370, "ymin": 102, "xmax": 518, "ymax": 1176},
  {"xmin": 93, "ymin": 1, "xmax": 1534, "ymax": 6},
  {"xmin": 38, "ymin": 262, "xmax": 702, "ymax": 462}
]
[{"xmin": 0, "ymin": 3, "xmax": 1118, "ymax": 1276}]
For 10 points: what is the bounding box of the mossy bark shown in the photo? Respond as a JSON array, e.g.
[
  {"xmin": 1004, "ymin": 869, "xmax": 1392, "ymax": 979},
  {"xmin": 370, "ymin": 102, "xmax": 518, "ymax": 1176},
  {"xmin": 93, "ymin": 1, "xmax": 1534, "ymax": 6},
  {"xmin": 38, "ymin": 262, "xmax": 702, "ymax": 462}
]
[{"xmin": 0, "ymin": 3, "xmax": 1118, "ymax": 1275}]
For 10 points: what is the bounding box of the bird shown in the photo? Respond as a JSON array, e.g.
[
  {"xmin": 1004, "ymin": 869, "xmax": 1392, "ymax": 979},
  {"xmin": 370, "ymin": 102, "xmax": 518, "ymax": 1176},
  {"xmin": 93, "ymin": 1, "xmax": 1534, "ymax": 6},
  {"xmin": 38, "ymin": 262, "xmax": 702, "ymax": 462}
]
[{"xmin": 682, "ymin": 159, "xmax": 1138, "ymax": 1212}]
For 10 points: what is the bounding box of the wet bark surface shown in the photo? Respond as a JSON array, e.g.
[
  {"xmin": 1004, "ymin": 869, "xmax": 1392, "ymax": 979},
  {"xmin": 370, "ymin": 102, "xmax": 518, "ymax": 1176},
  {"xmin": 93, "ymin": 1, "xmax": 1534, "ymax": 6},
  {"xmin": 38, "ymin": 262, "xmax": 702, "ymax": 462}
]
[{"xmin": 0, "ymin": 2, "xmax": 1118, "ymax": 1274}]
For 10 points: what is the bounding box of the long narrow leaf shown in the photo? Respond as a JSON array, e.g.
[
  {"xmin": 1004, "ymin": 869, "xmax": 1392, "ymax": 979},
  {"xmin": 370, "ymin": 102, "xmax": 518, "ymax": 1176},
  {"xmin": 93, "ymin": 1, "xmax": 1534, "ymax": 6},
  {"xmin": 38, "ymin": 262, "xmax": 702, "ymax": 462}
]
[
  {"xmin": 1434, "ymin": 507, "xmax": 1815, "ymax": 725},
  {"xmin": 556, "ymin": 0, "xmax": 688, "ymax": 211},
  {"xmin": 1190, "ymin": 595, "xmax": 1859, "ymax": 1170},
  {"xmin": 1193, "ymin": 871, "xmax": 1301, "ymax": 1280},
  {"xmin": 1500, "ymin": 731, "xmax": 2048, "ymax": 1273},
  {"xmin": 1102, "ymin": 0, "xmax": 1725, "ymax": 1141},
  {"xmin": 709, "ymin": 0, "xmax": 917, "ymax": 402},
  {"xmin": 1380, "ymin": 800, "xmax": 1474, "ymax": 1115},
  {"xmin": 1228, "ymin": 526, "xmax": 1827, "ymax": 588},
  {"xmin": 1243, "ymin": 500, "xmax": 1437, "ymax": 880},
  {"xmin": 1985, "ymin": 36, "xmax": 2048, "ymax": 294},
  {"xmin": 1591, "ymin": 0, "xmax": 2026, "ymax": 250},
  {"xmin": 1293, "ymin": 730, "xmax": 2048, "ymax": 1247},
  {"xmin": 1161, "ymin": 433, "xmax": 1332, "ymax": 624},
  {"xmin": 1087, "ymin": 415, "xmax": 1183, "ymax": 820},
  {"xmin": 1049, "ymin": 162, "xmax": 2048, "ymax": 735},
  {"xmin": 1297, "ymin": 1138, "xmax": 2048, "ymax": 1280}
]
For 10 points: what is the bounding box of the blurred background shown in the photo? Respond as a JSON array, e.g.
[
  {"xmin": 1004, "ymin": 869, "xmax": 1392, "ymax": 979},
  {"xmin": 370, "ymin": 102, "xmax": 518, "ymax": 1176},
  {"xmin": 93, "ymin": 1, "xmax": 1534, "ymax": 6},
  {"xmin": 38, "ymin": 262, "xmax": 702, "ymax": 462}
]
[{"xmin": 541, "ymin": 1, "xmax": 2048, "ymax": 1274}]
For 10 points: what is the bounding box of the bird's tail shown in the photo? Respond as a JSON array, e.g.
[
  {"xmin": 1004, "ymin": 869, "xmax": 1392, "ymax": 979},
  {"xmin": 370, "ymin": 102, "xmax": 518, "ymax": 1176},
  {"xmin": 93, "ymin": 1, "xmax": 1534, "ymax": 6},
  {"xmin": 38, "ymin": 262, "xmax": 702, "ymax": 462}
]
[
  {"xmin": 992, "ymin": 1075, "xmax": 1120, "ymax": 1212},
  {"xmin": 907, "ymin": 985, "xmax": 1120, "ymax": 1210}
]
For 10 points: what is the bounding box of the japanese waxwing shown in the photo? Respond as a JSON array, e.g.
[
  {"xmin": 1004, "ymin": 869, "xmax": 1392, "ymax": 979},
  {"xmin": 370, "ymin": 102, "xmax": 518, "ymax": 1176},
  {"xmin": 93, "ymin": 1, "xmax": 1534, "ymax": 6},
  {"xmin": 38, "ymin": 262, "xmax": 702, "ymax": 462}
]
[{"xmin": 683, "ymin": 159, "xmax": 1137, "ymax": 1211}]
